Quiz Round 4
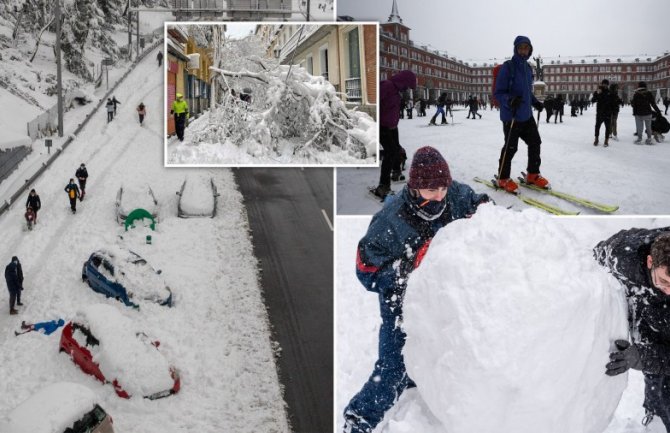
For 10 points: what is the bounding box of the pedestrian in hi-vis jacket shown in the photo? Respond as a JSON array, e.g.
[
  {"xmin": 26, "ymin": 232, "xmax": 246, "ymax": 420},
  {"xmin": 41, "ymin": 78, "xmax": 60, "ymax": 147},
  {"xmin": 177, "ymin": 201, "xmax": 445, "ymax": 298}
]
[
  {"xmin": 343, "ymin": 146, "xmax": 489, "ymax": 433},
  {"xmin": 64, "ymin": 179, "xmax": 81, "ymax": 214}
]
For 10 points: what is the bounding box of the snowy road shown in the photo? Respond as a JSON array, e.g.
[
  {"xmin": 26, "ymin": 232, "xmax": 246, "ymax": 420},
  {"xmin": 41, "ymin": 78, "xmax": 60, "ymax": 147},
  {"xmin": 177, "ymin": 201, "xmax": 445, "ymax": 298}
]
[
  {"xmin": 236, "ymin": 167, "xmax": 334, "ymax": 433},
  {"xmin": 0, "ymin": 46, "xmax": 289, "ymax": 433}
]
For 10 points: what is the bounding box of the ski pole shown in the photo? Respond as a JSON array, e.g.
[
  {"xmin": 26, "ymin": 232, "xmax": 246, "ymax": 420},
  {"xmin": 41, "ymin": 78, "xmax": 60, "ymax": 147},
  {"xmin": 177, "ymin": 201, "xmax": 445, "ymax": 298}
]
[{"xmin": 497, "ymin": 108, "xmax": 517, "ymax": 182}]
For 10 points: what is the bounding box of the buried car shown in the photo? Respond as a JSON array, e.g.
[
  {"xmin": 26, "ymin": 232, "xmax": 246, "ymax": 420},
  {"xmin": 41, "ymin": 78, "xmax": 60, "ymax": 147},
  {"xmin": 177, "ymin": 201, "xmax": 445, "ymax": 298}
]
[
  {"xmin": 176, "ymin": 176, "xmax": 219, "ymax": 218},
  {"xmin": 59, "ymin": 304, "xmax": 180, "ymax": 400},
  {"xmin": 82, "ymin": 247, "xmax": 172, "ymax": 308},
  {"xmin": 0, "ymin": 382, "xmax": 114, "ymax": 433},
  {"xmin": 115, "ymin": 185, "xmax": 159, "ymax": 224}
]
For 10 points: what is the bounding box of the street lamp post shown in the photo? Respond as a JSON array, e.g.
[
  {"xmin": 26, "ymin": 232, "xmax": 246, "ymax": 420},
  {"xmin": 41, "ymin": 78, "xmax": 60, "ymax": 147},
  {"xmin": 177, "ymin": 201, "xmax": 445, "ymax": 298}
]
[{"xmin": 55, "ymin": 0, "xmax": 64, "ymax": 137}]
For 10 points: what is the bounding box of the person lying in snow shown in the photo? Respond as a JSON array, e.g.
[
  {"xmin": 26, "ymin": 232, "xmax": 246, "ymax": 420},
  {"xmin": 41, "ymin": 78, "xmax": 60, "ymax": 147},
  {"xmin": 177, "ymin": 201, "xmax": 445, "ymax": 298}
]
[
  {"xmin": 594, "ymin": 228, "xmax": 670, "ymax": 431},
  {"xmin": 15, "ymin": 319, "xmax": 65, "ymax": 336},
  {"xmin": 343, "ymin": 146, "xmax": 490, "ymax": 433}
]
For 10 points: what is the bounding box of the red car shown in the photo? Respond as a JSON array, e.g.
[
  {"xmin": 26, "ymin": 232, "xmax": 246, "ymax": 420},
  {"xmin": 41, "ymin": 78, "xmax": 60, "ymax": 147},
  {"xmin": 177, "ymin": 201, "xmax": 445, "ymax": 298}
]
[{"xmin": 59, "ymin": 304, "xmax": 180, "ymax": 399}]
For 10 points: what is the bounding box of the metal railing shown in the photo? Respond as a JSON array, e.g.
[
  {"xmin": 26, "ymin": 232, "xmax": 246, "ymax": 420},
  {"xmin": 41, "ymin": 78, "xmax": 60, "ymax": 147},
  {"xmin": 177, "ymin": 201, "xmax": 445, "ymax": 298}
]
[{"xmin": 345, "ymin": 77, "xmax": 362, "ymax": 102}]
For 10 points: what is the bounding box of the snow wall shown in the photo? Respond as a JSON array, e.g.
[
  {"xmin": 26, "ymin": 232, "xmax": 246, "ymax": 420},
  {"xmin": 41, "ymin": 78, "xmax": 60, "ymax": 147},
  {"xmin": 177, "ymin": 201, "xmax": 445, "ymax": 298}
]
[{"xmin": 404, "ymin": 205, "xmax": 629, "ymax": 433}]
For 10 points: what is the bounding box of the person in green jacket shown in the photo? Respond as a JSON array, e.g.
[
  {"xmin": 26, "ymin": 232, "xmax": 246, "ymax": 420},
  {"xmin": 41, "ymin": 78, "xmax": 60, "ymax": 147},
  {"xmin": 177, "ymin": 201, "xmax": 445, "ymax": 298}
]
[{"xmin": 171, "ymin": 93, "xmax": 189, "ymax": 141}]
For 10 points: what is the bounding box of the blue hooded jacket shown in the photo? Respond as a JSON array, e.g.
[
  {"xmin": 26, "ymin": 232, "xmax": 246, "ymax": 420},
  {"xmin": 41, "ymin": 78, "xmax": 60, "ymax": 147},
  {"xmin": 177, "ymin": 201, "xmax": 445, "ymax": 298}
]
[
  {"xmin": 355, "ymin": 182, "xmax": 489, "ymax": 297},
  {"xmin": 494, "ymin": 35, "xmax": 540, "ymax": 122}
]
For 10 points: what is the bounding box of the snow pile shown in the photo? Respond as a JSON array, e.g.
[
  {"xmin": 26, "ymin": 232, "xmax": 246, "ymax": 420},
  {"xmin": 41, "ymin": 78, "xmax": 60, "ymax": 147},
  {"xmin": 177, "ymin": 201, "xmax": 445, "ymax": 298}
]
[
  {"xmin": 403, "ymin": 205, "xmax": 629, "ymax": 433},
  {"xmin": 117, "ymin": 185, "xmax": 159, "ymax": 217},
  {"xmin": 0, "ymin": 382, "xmax": 98, "ymax": 433},
  {"xmin": 77, "ymin": 304, "xmax": 175, "ymax": 397},
  {"xmin": 178, "ymin": 175, "xmax": 216, "ymax": 216}
]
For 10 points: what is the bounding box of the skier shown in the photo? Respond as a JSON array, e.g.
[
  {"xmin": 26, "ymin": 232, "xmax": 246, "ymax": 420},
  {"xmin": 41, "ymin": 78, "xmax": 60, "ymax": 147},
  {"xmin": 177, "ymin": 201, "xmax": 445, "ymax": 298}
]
[
  {"xmin": 171, "ymin": 93, "xmax": 190, "ymax": 142},
  {"xmin": 111, "ymin": 96, "xmax": 121, "ymax": 116},
  {"xmin": 370, "ymin": 70, "xmax": 416, "ymax": 199},
  {"xmin": 25, "ymin": 189, "xmax": 41, "ymax": 224},
  {"xmin": 24, "ymin": 206, "xmax": 36, "ymax": 230},
  {"xmin": 105, "ymin": 98, "xmax": 114, "ymax": 122},
  {"xmin": 15, "ymin": 319, "xmax": 65, "ymax": 336},
  {"xmin": 75, "ymin": 163, "xmax": 88, "ymax": 200},
  {"xmin": 429, "ymin": 92, "xmax": 448, "ymax": 125},
  {"xmin": 64, "ymin": 179, "xmax": 81, "ymax": 214},
  {"xmin": 594, "ymin": 228, "xmax": 670, "ymax": 432},
  {"xmin": 632, "ymin": 82, "xmax": 663, "ymax": 145},
  {"xmin": 493, "ymin": 35, "xmax": 548, "ymax": 193},
  {"xmin": 591, "ymin": 79, "xmax": 615, "ymax": 146},
  {"xmin": 609, "ymin": 83, "xmax": 623, "ymax": 141},
  {"xmin": 157, "ymin": 50, "xmax": 163, "ymax": 67},
  {"xmin": 137, "ymin": 103, "xmax": 146, "ymax": 125},
  {"xmin": 5, "ymin": 256, "xmax": 23, "ymax": 315},
  {"xmin": 343, "ymin": 146, "xmax": 489, "ymax": 433}
]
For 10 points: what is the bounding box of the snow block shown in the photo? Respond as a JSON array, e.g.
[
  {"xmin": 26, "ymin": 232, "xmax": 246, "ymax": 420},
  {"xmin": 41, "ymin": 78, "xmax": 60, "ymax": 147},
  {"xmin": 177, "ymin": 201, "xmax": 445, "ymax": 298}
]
[
  {"xmin": 124, "ymin": 208, "xmax": 156, "ymax": 231},
  {"xmin": 403, "ymin": 205, "xmax": 628, "ymax": 433}
]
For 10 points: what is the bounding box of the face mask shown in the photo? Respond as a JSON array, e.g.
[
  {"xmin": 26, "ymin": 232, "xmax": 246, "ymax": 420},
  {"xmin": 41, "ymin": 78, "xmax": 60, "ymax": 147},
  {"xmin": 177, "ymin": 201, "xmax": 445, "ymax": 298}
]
[{"xmin": 409, "ymin": 191, "xmax": 447, "ymax": 221}]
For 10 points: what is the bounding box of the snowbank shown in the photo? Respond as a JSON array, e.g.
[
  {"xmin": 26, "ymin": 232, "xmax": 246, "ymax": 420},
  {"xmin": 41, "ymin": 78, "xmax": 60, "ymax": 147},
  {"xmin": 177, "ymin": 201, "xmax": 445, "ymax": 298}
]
[
  {"xmin": 178, "ymin": 175, "xmax": 216, "ymax": 216},
  {"xmin": 77, "ymin": 304, "xmax": 175, "ymax": 397},
  {"xmin": 403, "ymin": 205, "xmax": 629, "ymax": 433}
]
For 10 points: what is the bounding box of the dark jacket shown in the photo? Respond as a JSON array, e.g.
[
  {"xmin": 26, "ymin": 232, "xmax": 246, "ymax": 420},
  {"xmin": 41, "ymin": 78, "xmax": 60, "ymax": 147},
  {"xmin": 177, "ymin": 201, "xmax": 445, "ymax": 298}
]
[
  {"xmin": 594, "ymin": 227, "xmax": 670, "ymax": 375},
  {"xmin": 64, "ymin": 183, "xmax": 80, "ymax": 199},
  {"xmin": 26, "ymin": 194, "xmax": 41, "ymax": 211},
  {"xmin": 76, "ymin": 167, "xmax": 88, "ymax": 181},
  {"xmin": 494, "ymin": 35, "xmax": 540, "ymax": 122},
  {"xmin": 111, "ymin": 97, "xmax": 121, "ymax": 108},
  {"xmin": 380, "ymin": 70, "xmax": 416, "ymax": 129},
  {"xmin": 632, "ymin": 88, "xmax": 661, "ymax": 116},
  {"xmin": 591, "ymin": 87, "xmax": 615, "ymax": 117},
  {"xmin": 5, "ymin": 260, "xmax": 23, "ymax": 293},
  {"xmin": 356, "ymin": 182, "xmax": 489, "ymax": 299}
]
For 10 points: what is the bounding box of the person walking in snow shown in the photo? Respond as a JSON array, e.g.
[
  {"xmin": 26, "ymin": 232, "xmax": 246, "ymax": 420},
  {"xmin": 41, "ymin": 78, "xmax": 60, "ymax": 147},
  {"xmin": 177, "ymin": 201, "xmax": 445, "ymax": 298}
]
[
  {"xmin": 111, "ymin": 96, "xmax": 121, "ymax": 116},
  {"xmin": 5, "ymin": 256, "xmax": 24, "ymax": 315},
  {"xmin": 105, "ymin": 98, "xmax": 114, "ymax": 122},
  {"xmin": 664, "ymin": 96, "xmax": 669, "ymax": 115},
  {"xmin": 25, "ymin": 189, "xmax": 41, "ymax": 224},
  {"xmin": 406, "ymin": 98, "xmax": 414, "ymax": 119},
  {"xmin": 343, "ymin": 146, "xmax": 490, "ymax": 433},
  {"xmin": 64, "ymin": 179, "xmax": 81, "ymax": 214},
  {"xmin": 591, "ymin": 79, "xmax": 615, "ymax": 146},
  {"xmin": 632, "ymin": 82, "xmax": 663, "ymax": 145},
  {"xmin": 609, "ymin": 83, "xmax": 623, "ymax": 141},
  {"xmin": 429, "ymin": 92, "xmax": 448, "ymax": 125},
  {"xmin": 170, "ymin": 93, "xmax": 190, "ymax": 142},
  {"xmin": 157, "ymin": 51, "xmax": 163, "ymax": 67},
  {"xmin": 371, "ymin": 70, "xmax": 416, "ymax": 200},
  {"xmin": 493, "ymin": 35, "xmax": 548, "ymax": 193},
  {"xmin": 75, "ymin": 163, "xmax": 88, "ymax": 200},
  {"xmin": 15, "ymin": 319, "xmax": 65, "ymax": 336},
  {"xmin": 137, "ymin": 103, "xmax": 146, "ymax": 125},
  {"xmin": 595, "ymin": 228, "xmax": 670, "ymax": 432}
]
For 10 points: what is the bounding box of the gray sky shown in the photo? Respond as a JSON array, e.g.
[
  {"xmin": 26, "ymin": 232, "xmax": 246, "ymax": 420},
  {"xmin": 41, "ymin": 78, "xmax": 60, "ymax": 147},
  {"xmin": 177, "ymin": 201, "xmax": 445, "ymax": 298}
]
[
  {"xmin": 225, "ymin": 24, "xmax": 257, "ymax": 40},
  {"xmin": 337, "ymin": 0, "xmax": 670, "ymax": 61}
]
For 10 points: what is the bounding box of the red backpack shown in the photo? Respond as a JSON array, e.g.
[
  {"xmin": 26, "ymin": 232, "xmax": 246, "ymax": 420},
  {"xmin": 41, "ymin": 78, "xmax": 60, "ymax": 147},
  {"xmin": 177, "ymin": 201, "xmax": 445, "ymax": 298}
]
[{"xmin": 491, "ymin": 60, "xmax": 514, "ymax": 108}]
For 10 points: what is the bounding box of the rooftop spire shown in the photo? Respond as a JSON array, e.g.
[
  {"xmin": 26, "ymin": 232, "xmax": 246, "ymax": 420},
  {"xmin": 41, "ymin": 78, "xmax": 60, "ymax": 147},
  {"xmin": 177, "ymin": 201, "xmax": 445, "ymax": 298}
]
[{"xmin": 388, "ymin": 0, "xmax": 402, "ymax": 24}]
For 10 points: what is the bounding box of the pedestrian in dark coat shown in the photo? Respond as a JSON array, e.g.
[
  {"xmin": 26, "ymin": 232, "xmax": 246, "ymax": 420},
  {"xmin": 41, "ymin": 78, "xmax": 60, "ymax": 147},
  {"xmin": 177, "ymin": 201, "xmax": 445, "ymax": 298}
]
[
  {"xmin": 136, "ymin": 103, "xmax": 146, "ymax": 125},
  {"xmin": 75, "ymin": 163, "xmax": 88, "ymax": 200},
  {"xmin": 493, "ymin": 35, "xmax": 548, "ymax": 193},
  {"xmin": 372, "ymin": 70, "xmax": 416, "ymax": 199},
  {"xmin": 64, "ymin": 179, "xmax": 81, "ymax": 214},
  {"xmin": 664, "ymin": 96, "xmax": 669, "ymax": 115},
  {"xmin": 105, "ymin": 99, "xmax": 114, "ymax": 122},
  {"xmin": 632, "ymin": 82, "xmax": 663, "ymax": 145},
  {"xmin": 594, "ymin": 228, "xmax": 670, "ymax": 430},
  {"xmin": 344, "ymin": 146, "xmax": 490, "ymax": 433},
  {"xmin": 553, "ymin": 95, "xmax": 564, "ymax": 123},
  {"xmin": 591, "ymin": 79, "xmax": 615, "ymax": 146},
  {"xmin": 111, "ymin": 96, "xmax": 121, "ymax": 115},
  {"xmin": 418, "ymin": 98, "xmax": 427, "ymax": 117},
  {"xmin": 5, "ymin": 256, "xmax": 23, "ymax": 314},
  {"xmin": 609, "ymin": 83, "xmax": 623, "ymax": 141},
  {"xmin": 429, "ymin": 93, "xmax": 448, "ymax": 125},
  {"xmin": 26, "ymin": 189, "xmax": 41, "ymax": 222},
  {"xmin": 156, "ymin": 51, "xmax": 163, "ymax": 67}
]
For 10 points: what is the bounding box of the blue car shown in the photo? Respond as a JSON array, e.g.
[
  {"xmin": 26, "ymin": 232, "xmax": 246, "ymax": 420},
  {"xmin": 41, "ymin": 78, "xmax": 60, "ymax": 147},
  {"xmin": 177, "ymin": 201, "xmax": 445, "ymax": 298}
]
[{"xmin": 81, "ymin": 248, "xmax": 172, "ymax": 308}]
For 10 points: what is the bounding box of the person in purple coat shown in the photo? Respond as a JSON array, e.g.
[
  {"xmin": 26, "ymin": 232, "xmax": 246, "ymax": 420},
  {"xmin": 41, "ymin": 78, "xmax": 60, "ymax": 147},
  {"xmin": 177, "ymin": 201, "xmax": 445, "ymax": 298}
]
[{"xmin": 371, "ymin": 70, "xmax": 417, "ymax": 199}]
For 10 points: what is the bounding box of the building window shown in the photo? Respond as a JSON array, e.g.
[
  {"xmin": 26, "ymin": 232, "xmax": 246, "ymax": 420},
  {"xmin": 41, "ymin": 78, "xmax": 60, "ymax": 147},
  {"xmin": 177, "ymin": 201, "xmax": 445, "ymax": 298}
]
[
  {"xmin": 319, "ymin": 46, "xmax": 328, "ymax": 81},
  {"xmin": 306, "ymin": 54, "xmax": 313, "ymax": 75}
]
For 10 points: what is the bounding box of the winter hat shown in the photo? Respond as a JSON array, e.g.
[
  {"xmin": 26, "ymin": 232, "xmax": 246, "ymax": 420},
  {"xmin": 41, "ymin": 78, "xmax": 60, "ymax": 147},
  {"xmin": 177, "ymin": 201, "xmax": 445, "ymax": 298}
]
[
  {"xmin": 11, "ymin": 256, "xmax": 18, "ymax": 262},
  {"xmin": 601, "ymin": 79, "xmax": 609, "ymax": 86},
  {"xmin": 408, "ymin": 146, "xmax": 452, "ymax": 190},
  {"xmin": 638, "ymin": 81, "xmax": 647, "ymax": 89}
]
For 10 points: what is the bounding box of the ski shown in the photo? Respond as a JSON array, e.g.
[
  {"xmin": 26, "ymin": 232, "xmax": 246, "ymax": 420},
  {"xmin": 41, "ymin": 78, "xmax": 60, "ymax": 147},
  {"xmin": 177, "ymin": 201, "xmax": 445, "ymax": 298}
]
[
  {"xmin": 473, "ymin": 177, "xmax": 579, "ymax": 216},
  {"xmin": 517, "ymin": 175, "xmax": 619, "ymax": 213}
]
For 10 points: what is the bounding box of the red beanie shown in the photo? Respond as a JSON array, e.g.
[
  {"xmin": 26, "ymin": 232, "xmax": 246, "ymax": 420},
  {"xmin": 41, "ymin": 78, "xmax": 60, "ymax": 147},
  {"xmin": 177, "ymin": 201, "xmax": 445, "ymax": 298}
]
[{"xmin": 408, "ymin": 146, "xmax": 452, "ymax": 189}]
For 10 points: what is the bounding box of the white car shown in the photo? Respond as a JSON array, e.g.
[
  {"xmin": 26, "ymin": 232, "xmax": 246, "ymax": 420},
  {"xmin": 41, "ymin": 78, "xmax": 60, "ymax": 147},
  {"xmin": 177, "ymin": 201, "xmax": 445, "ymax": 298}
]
[
  {"xmin": 176, "ymin": 176, "xmax": 219, "ymax": 218},
  {"xmin": 115, "ymin": 185, "xmax": 159, "ymax": 224},
  {"xmin": 0, "ymin": 382, "xmax": 115, "ymax": 433}
]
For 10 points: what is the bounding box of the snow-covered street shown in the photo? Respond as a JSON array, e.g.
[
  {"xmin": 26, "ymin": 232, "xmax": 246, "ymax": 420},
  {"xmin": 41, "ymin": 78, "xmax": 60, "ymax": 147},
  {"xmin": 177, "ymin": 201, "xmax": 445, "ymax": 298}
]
[
  {"xmin": 336, "ymin": 215, "xmax": 669, "ymax": 433},
  {"xmin": 337, "ymin": 105, "xmax": 670, "ymax": 215},
  {"xmin": 0, "ymin": 47, "xmax": 289, "ymax": 433}
]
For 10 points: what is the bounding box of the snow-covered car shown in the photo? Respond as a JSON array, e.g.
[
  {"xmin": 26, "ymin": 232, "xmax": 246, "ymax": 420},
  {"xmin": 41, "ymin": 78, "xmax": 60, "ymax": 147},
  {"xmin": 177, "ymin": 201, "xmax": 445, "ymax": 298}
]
[
  {"xmin": 59, "ymin": 304, "xmax": 180, "ymax": 400},
  {"xmin": 115, "ymin": 185, "xmax": 159, "ymax": 224},
  {"xmin": 81, "ymin": 248, "xmax": 172, "ymax": 308},
  {"xmin": 176, "ymin": 177, "xmax": 219, "ymax": 218},
  {"xmin": 0, "ymin": 382, "xmax": 115, "ymax": 433}
]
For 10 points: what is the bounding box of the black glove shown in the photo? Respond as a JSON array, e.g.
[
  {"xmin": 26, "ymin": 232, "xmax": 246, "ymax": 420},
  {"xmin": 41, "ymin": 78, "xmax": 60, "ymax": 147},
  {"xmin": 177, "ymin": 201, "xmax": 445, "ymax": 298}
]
[
  {"xmin": 606, "ymin": 340, "xmax": 643, "ymax": 376},
  {"xmin": 509, "ymin": 96, "xmax": 522, "ymax": 110},
  {"xmin": 532, "ymin": 101, "xmax": 544, "ymax": 113}
]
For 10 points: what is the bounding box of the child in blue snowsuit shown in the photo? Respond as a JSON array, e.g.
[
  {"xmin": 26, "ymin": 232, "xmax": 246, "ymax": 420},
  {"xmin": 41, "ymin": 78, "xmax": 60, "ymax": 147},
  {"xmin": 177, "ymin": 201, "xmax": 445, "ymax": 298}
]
[{"xmin": 343, "ymin": 146, "xmax": 489, "ymax": 433}]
